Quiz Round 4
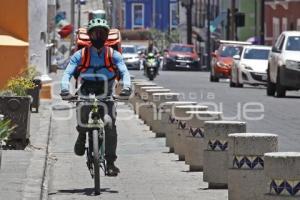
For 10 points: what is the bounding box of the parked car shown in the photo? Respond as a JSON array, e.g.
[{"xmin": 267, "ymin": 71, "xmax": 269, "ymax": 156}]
[
  {"xmin": 210, "ymin": 40, "xmax": 251, "ymax": 82},
  {"xmin": 122, "ymin": 45, "xmax": 140, "ymax": 70},
  {"xmin": 230, "ymin": 45, "xmax": 271, "ymax": 87},
  {"xmin": 163, "ymin": 43, "xmax": 201, "ymax": 71},
  {"xmin": 267, "ymin": 31, "xmax": 300, "ymax": 97},
  {"xmin": 136, "ymin": 45, "xmax": 147, "ymax": 55}
]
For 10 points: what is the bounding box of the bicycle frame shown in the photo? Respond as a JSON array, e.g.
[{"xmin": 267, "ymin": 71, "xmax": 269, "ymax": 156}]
[{"xmin": 68, "ymin": 94, "xmax": 118, "ymax": 195}]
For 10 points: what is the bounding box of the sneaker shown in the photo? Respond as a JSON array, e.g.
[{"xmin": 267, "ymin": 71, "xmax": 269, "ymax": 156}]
[
  {"xmin": 74, "ymin": 133, "xmax": 86, "ymax": 156},
  {"xmin": 107, "ymin": 163, "xmax": 120, "ymax": 176}
]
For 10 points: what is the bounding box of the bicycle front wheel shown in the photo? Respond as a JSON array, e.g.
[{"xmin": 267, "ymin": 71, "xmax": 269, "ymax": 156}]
[{"xmin": 92, "ymin": 129, "xmax": 100, "ymax": 195}]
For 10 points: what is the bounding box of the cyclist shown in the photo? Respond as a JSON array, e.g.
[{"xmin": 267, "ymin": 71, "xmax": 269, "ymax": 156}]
[{"xmin": 60, "ymin": 18, "xmax": 131, "ymax": 176}]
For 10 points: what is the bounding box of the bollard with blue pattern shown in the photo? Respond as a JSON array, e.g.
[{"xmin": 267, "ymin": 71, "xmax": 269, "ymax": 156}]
[{"xmin": 228, "ymin": 133, "xmax": 278, "ymax": 200}]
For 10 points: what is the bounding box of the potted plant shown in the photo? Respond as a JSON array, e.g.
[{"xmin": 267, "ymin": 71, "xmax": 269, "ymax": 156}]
[
  {"xmin": 0, "ymin": 115, "xmax": 15, "ymax": 168},
  {"xmin": 0, "ymin": 76, "xmax": 35, "ymax": 149},
  {"xmin": 21, "ymin": 67, "xmax": 42, "ymax": 113}
]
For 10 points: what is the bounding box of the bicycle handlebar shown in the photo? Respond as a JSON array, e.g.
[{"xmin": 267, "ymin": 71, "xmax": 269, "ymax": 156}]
[{"xmin": 65, "ymin": 94, "xmax": 129, "ymax": 103}]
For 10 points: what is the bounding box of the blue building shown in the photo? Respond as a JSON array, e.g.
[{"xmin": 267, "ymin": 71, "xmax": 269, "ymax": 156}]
[{"xmin": 123, "ymin": 0, "xmax": 179, "ymax": 31}]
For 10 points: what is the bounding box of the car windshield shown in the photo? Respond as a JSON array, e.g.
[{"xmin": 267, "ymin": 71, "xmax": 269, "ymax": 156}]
[
  {"xmin": 219, "ymin": 46, "xmax": 242, "ymax": 57},
  {"xmin": 170, "ymin": 45, "xmax": 193, "ymax": 53},
  {"xmin": 122, "ymin": 46, "xmax": 137, "ymax": 54},
  {"xmin": 286, "ymin": 36, "xmax": 300, "ymax": 51},
  {"xmin": 243, "ymin": 48, "xmax": 270, "ymax": 60}
]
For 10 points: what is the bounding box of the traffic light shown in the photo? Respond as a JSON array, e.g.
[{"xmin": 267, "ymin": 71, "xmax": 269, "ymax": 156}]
[
  {"xmin": 235, "ymin": 12, "xmax": 245, "ymax": 27},
  {"xmin": 227, "ymin": 9, "xmax": 245, "ymax": 28}
]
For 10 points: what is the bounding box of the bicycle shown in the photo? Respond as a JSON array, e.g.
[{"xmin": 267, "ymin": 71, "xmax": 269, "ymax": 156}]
[{"xmin": 68, "ymin": 94, "xmax": 116, "ymax": 195}]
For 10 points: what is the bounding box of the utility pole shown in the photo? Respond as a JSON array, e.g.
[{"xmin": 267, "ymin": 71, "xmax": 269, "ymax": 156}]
[
  {"xmin": 77, "ymin": 0, "xmax": 81, "ymax": 29},
  {"xmin": 186, "ymin": 0, "xmax": 193, "ymax": 44},
  {"xmin": 206, "ymin": 0, "xmax": 211, "ymax": 71},
  {"xmin": 230, "ymin": 0, "xmax": 236, "ymax": 40},
  {"xmin": 70, "ymin": 0, "xmax": 75, "ymax": 55},
  {"xmin": 254, "ymin": 0, "xmax": 257, "ymax": 37},
  {"xmin": 260, "ymin": 0, "xmax": 265, "ymax": 45}
]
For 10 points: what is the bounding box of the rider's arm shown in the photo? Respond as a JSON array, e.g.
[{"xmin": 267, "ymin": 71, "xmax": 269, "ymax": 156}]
[
  {"xmin": 112, "ymin": 50, "xmax": 131, "ymax": 89},
  {"xmin": 61, "ymin": 50, "xmax": 82, "ymax": 92}
]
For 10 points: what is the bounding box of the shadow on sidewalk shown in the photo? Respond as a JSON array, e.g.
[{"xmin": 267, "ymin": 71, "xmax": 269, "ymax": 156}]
[{"xmin": 49, "ymin": 187, "xmax": 118, "ymax": 196}]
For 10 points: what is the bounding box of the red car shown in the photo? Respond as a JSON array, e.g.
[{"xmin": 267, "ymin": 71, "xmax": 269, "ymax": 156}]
[
  {"xmin": 210, "ymin": 40, "xmax": 251, "ymax": 82},
  {"xmin": 163, "ymin": 43, "xmax": 201, "ymax": 71}
]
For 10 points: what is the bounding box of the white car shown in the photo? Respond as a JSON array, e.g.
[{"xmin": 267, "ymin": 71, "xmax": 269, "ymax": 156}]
[
  {"xmin": 122, "ymin": 45, "xmax": 140, "ymax": 70},
  {"xmin": 230, "ymin": 45, "xmax": 271, "ymax": 87},
  {"xmin": 267, "ymin": 31, "xmax": 300, "ymax": 97}
]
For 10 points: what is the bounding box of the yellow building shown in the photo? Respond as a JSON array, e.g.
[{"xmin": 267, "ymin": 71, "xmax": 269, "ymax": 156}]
[{"xmin": 0, "ymin": 0, "xmax": 29, "ymax": 89}]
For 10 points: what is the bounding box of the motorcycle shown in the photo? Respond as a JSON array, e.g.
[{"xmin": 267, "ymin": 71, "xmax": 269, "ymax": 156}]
[{"xmin": 144, "ymin": 53, "xmax": 159, "ymax": 81}]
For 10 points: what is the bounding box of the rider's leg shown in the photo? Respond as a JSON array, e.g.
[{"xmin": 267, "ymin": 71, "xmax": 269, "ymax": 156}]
[
  {"xmin": 75, "ymin": 103, "xmax": 91, "ymax": 156},
  {"xmin": 102, "ymin": 101, "xmax": 120, "ymax": 176}
]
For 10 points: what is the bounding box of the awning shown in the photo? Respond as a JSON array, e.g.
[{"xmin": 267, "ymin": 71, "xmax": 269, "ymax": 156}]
[{"xmin": 0, "ymin": 28, "xmax": 28, "ymax": 46}]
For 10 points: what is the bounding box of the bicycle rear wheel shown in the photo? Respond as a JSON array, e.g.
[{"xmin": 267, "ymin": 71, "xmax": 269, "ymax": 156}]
[{"xmin": 92, "ymin": 129, "xmax": 100, "ymax": 195}]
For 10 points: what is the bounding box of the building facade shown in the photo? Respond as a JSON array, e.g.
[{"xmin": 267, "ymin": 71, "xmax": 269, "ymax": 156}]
[
  {"xmin": 123, "ymin": 0, "xmax": 179, "ymax": 31},
  {"xmin": 265, "ymin": 0, "xmax": 300, "ymax": 45}
]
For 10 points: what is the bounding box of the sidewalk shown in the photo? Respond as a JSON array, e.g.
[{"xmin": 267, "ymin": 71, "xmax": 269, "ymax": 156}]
[
  {"xmin": 0, "ymin": 101, "xmax": 52, "ymax": 200},
  {"xmin": 47, "ymin": 81, "xmax": 228, "ymax": 200},
  {"xmin": 0, "ymin": 72, "xmax": 228, "ymax": 200}
]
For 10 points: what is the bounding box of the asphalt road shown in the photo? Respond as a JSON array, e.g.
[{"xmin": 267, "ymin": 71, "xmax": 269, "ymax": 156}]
[{"xmin": 130, "ymin": 70, "xmax": 300, "ymax": 152}]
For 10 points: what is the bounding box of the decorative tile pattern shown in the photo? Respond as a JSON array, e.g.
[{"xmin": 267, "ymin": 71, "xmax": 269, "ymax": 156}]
[
  {"xmin": 232, "ymin": 156, "xmax": 264, "ymax": 169},
  {"xmin": 177, "ymin": 121, "xmax": 187, "ymax": 129},
  {"xmin": 207, "ymin": 140, "xmax": 228, "ymax": 151},
  {"xmin": 189, "ymin": 127, "xmax": 204, "ymax": 138},
  {"xmin": 270, "ymin": 179, "xmax": 300, "ymax": 196},
  {"xmin": 168, "ymin": 115, "xmax": 177, "ymax": 124}
]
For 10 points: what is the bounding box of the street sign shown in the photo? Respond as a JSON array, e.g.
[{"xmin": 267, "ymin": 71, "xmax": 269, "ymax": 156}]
[{"xmin": 210, "ymin": 12, "xmax": 227, "ymax": 33}]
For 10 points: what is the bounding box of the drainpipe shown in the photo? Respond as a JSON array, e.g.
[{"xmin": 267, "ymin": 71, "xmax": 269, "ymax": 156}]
[{"xmin": 206, "ymin": 0, "xmax": 211, "ymax": 71}]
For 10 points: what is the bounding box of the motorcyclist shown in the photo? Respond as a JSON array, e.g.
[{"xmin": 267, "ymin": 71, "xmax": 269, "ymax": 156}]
[
  {"xmin": 144, "ymin": 40, "xmax": 160, "ymax": 75},
  {"xmin": 60, "ymin": 18, "xmax": 131, "ymax": 176}
]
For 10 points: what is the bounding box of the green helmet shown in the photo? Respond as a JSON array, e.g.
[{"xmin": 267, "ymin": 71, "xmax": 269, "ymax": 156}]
[{"xmin": 87, "ymin": 18, "xmax": 110, "ymax": 33}]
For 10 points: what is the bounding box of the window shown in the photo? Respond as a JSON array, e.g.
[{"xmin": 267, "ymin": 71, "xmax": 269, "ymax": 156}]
[
  {"xmin": 122, "ymin": 3, "xmax": 126, "ymax": 28},
  {"xmin": 170, "ymin": 3, "xmax": 179, "ymax": 29},
  {"xmin": 286, "ymin": 36, "xmax": 300, "ymax": 51},
  {"xmin": 132, "ymin": 3, "xmax": 144, "ymax": 29},
  {"xmin": 243, "ymin": 48, "xmax": 270, "ymax": 60},
  {"xmin": 297, "ymin": 19, "xmax": 300, "ymax": 31},
  {"xmin": 219, "ymin": 45, "xmax": 243, "ymax": 57},
  {"xmin": 122, "ymin": 46, "xmax": 137, "ymax": 53},
  {"xmin": 273, "ymin": 17, "xmax": 280, "ymax": 41},
  {"xmin": 278, "ymin": 36, "xmax": 285, "ymax": 51},
  {"xmin": 282, "ymin": 18, "xmax": 287, "ymax": 32},
  {"xmin": 170, "ymin": 45, "xmax": 194, "ymax": 53}
]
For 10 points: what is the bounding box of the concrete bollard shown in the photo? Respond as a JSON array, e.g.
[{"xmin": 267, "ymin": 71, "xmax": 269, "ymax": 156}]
[
  {"xmin": 264, "ymin": 152, "xmax": 300, "ymax": 199},
  {"xmin": 131, "ymin": 82, "xmax": 157, "ymax": 112},
  {"xmin": 151, "ymin": 101, "xmax": 197, "ymax": 138},
  {"xmin": 136, "ymin": 86, "xmax": 164, "ymax": 119},
  {"xmin": 203, "ymin": 121, "xmax": 246, "ymax": 189},
  {"xmin": 185, "ymin": 111, "xmax": 222, "ymax": 171},
  {"xmin": 228, "ymin": 133, "xmax": 278, "ymax": 200},
  {"xmin": 140, "ymin": 89, "xmax": 171, "ymax": 124},
  {"xmin": 173, "ymin": 105, "xmax": 209, "ymax": 161},
  {"xmin": 165, "ymin": 105, "xmax": 208, "ymax": 152},
  {"xmin": 146, "ymin": 92, "xmax": 180, "ymax": 137}
]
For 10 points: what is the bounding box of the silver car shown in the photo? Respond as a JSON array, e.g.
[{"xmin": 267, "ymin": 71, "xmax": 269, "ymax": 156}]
[{"xmin": 122, "ymin": 45, "xmax": 140, "ymax": 70}]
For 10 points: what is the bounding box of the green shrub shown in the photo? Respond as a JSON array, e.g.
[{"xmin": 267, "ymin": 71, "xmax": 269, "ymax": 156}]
[{"xmin": 0, "ymin": 118, "xmax": 15, "ymax": 144}]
